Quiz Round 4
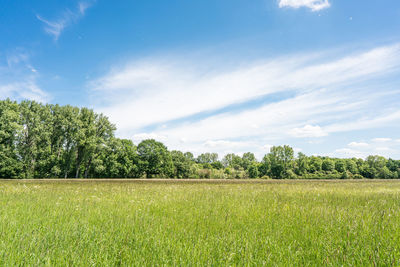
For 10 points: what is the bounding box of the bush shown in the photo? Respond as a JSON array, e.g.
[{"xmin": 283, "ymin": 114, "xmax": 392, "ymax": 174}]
[
  {"xmin": 286, "ymin": 169, "xmax": 297, "ymax": 179},
  {"xmin": 247, "ymin": 164, "xmax": 259, "ymax": 178},
  {"xmin": 340, "ymin": 171, "xmax": 351, "ymax": 179},
  {"xmin": 211, "ymin": 169, "xmax": 227, "ymax": 179},
  {"xmin": 353, "ymin": 174, "xmax": 364, "ymax": 179},
  {"xmin": 197, "ymin": 169, "xmax": 211, "ymax": 179}
]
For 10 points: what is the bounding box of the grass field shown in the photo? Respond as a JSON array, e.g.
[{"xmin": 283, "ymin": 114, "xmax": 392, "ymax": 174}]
[{"xmin": 1, "ymin": 179, "xmax": 400, "ymax": 266}]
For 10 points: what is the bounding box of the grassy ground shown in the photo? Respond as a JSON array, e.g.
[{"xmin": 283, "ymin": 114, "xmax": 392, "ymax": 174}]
[{"xmin": 0, "ymin": 179, "xmax": 399, "ymax": 266}]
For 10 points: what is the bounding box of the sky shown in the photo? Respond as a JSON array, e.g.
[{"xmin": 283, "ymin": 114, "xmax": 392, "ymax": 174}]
[{"xmin": 1, "ymin": 0, "xmax": 400, "ymax": 159}]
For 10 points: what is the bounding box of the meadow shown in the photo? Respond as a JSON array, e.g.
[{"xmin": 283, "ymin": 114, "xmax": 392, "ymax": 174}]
[{"xmin": 0, "ymin": 179, "xmax": 399, "ymax": 266}]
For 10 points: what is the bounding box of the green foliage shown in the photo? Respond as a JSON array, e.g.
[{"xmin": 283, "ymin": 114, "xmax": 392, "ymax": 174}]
[
  {"xmin": 258, "ymin": 156, "xmax": 270, "ymax": 177},
  {"xmin": 0, "ymin": 99, "xmax": 22, "ymax": 178},
  {"xmin": 322, "ymin": 158, "xmax": 335, "ymax": 172},
  {"xmin": 171, "ymin": 150, "xmax": 193, "ymax": 178},
  {"xmin": 353, "ymin": 173, "xmax": 364, "ymax": 179},
  {"xmin": 286, "ymin": 169, "xmax": 297, "ymax": 179},
  {"xmin": 346, "ymin": 159, "xmax": 358, "ymax": 174},
  {"xmin": 267, "ymin": 145, "xmax": 294, "ymax": 178},
  {"xmin": 308, "ymin": 156, "xmax": 322, "ymax": 173},
  {"xmin": 211, "ymin": 161, "xmax": 224, "ymax": 170},
  {"xmin": 241, "ymin": 152, "xmax": 256, "ymax": 170},
  {"xmin": 335, "ymin": 159, "xmax": 346, "ymax": 173},
  {"xmin": 137, "ymin": 139, "xmax": 174, "ymax": 178},
  {"xmin": 222, "ymin": 153, "xmax": 243, "ymax": 170},
  {"xmin": 196, "ymin": 152, "xmax": 218, "ymax": 164},
  {"xmin": 95, "ymin": 138, "xmax": 139, "ymax": 178},
  {"xmin": 0, "ymin": 100, "xmax": 118, "ymax": 178},
  {"xmin": 295, "ymin": 152, "xmax": 308, "ymax": 175},
  {"xmin": 247, "ymin": 164, "xmax": 259, "ymax": 178},
  {"xmin": 0, "ymin": 99, "xmax": 399, "ymax": 179}
]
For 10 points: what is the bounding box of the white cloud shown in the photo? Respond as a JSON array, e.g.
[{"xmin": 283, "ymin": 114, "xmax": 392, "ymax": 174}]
[
  {"xmin": 37, "ymin": 1, "xmax": 94, "ymax": 41},
  {"xmin": 78, "ymin": 1, "xmax": 92, "ymax": 15},
  {"xmin": 88, "ymin": 43, "xmax": 400, "ymax": 157},
  {"xmin": 0, "ymin": 82, "xmax": 48, "ymax": 103},
  {"xmin": 293, "ymin": 147, "xmax": 303, "ymax": 153},
  {"xmin": 132, "ymin": 133, "xmax": 167, "ymax": 143},
  {"xmin": 0, "ymin": 51, "xmax": 49, "ymax": 102},
  {"xmin": 289, "ymin": 125, "xmax": 327, "ymax": 138},
  {"xmin": 263, "ymin": 144, "xmax": 273, "ymax": 151},
  {"xmin": 372, "ymin": 137, "xmax": 392, "ymax": 142},
  {"xmin": 375, "ymin": 147, "xmax": 392, "ymax": 152},
  {"xmin": 6, "ymin": 52, "xmax": 29, "ymax": 66},
  {"xmin": 348, "ymin": 142, "xmax": 369, "ymax": 148},
  {"xmin": 202, "ymin": 140, "xmax": 256, "ymax": 156},
  {"xmin": 334, "ymin": 138, "xmax": 400, "ymax": 159},
  {"xmin": 334, "ymin": 148, "xmax": 365, "ymax": 158},
  {"xmin": 324, "ymin": 110, "xmax": 400, "ymax": 134},
  {"xmin": 36, "ymin": 15, "xmax": 67, "ymax": 41},
  {"xmin": 279, "ymin": 0, "xmax": 330, "ymax": 11},
  {"xmin": 91, "ymin": 44, "xmax": 400, "ymax": 132},
  {"xmin": 204, "ymin": 140, "xmax": 247, "ymax": 148}
]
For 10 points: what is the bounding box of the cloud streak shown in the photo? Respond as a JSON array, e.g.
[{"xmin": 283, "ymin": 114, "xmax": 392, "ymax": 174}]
[
  {"xmin": 278, "ymin": 0, "xmax": 330, "ymax": 11},
  {"xmin": 37, "ymin": 1, "xmax": 94, "ymax": 41},
  {"xmin": 89, "ymin": 43, "xmax": 400, "ymax": 158},
  {"xmin": 335, "ymin": 138, "xmax": 400, "ymax": 159},
  {"xmin": 0, "ymin": 50, "xmax": 49, "ymax": 102}
]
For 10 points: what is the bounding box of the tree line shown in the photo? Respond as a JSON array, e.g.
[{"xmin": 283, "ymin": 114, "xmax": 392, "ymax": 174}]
[{"xmin": 1, "ymin": 99, "xmax": 399, "ymax": 179}]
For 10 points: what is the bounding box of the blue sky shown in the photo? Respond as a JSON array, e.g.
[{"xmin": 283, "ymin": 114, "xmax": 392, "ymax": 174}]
[{"xmin": 1, "ymin": 0, "xmax": 400, "ymax": 159}]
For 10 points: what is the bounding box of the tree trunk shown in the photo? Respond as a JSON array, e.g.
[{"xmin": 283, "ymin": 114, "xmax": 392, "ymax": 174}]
[
  {"xmin": 75, "ymin": 163, "xmax": 80, "ymax": 178},
  {"xmin": 84, "ymin": 157, "xmax": 92, "ymax": 178}
]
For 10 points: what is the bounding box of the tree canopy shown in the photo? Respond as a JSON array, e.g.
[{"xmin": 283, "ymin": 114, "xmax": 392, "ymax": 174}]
[{"xmin": 1, "ymin": 99, "xmax": 399, "ymax": 179}]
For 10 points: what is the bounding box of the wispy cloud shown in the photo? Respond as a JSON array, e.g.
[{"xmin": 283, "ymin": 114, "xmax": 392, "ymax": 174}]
[
  {"xmin": 372, "ymin": 137, "xmax": 392, "ymax": 142},
  {"xmin": 279, "ymin": 0, "xmax": 330, "ymax": 12},
  {"xmin": 36, "ymin": 15, "xmax": 67, "ymax": 41},
  {"xmin": 348, "ymin": 142, "xmax": 369, "ymax": 148},
  {"xmin": 0, "ymin": 82, "xmax": 48, "ymax": 103},
  {"xmin": 0, "ymin": 50, "xmax": 49, "ymax": 102},
  {"xmin": 37, "ymin": 1, "xmax": 94, "ymax": 41},
  {"xmin": 78, "ymin": 2, "xmax": 92, "ymax": 15},
  {"xmin": 89, "ymin": 43, "xmax": 400, "ymax": 158},
  {"xmin": 289, "ymin": 125, "xmax": 327, "ymax": 138},
  {"xmin": 335, "ymin": 138, "xmax": 400, "ymax": 159},
  {"xmin": 132, "ymin": 133, "xmax": 167, "ymax": 143}
]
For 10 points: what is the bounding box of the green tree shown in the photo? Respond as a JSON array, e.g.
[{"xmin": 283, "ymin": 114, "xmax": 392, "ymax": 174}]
[
  {"xmin": 308, "ymin": 156, "xmax": 322, "ymax": 173},
  {"xmin": 73, "ymin": 109, "xmax": 115, "ymax": 178},
  {"xmin": 335, "ymin": 159, "xmax": 346, "ymax": 173},
  {"xmin": 322, "ymin": 158, "xmax": 335, "ymax": 172},
  {"xmin": 267, "ymin": 145, "xmax": 294, "ymax": 179},
  {"xmin": 17, "ymin": 101, "xmax": 51, "ymax": 178},
  {"xmin": 241, "ymin": 152, "xmax": 257, "ymax": 170},
  {"xmin": 258, "ymin": 155, "xmax": 270, "ymax": 177},
  {"xmin": 295, "ymin": 152, "xmax": 308, "ymax": 176},
  {"xmin": 360, "ymin": 155, "xmax": 387, "ymax": 178},
  {"xmin": 211, "ymin": 161, "xmax": 224, "ymax": 170},
  {"xmin": 0, "ymin": 99, "xmax": 22, "ymax": 178},
  {"xmin": 345, "ymin": 159, "xmax": 358, "ymax": 174},
  {"xmin": 222, "ymin": 153, "xmax": 243, "ymax": 170},
  {"xmin": 137, "ymin": 139, "xmax": 174, "ymax": 178},
  {"xmin": 184, "ymin": 152, "xmax": 194, "ymax": 162},
  {"xmin": 247, "ymin": 164, "xmax": 259, "ymax": 178},
  {"xmin": 171, "ymin": 150, "xmax": 192, "ymax": 178},
  {"xmin": 378, "ymin": 166, "xmax": 393, "ymax": 179},
  {"xmin": 196, "ymin": 153, "xmax": 218, "ymax": 164},
  {"xmin": 96, "ymin": 138, "xmax": 139, "ymax": 178},
  {"xmin": 58, "ymin": 105, "xmax": 81, "ymax": 178}
]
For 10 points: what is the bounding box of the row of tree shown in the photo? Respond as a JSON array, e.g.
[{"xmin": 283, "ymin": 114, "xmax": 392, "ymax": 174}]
[{"xmin": 1, "ymin": 99, "xmax": 399, "ymax": 179}]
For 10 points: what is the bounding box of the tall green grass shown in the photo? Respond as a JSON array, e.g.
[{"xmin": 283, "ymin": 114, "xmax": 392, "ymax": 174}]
[{"xmin": 0, "ymin": 180, "xmax": 399, "ymax": 266}]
